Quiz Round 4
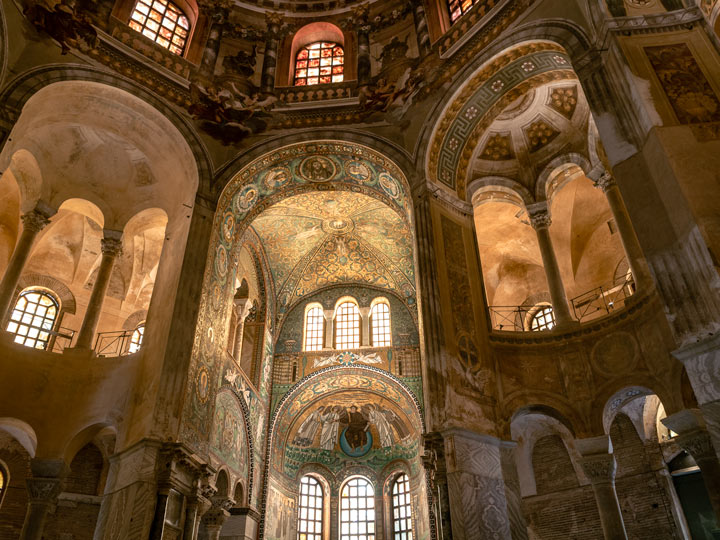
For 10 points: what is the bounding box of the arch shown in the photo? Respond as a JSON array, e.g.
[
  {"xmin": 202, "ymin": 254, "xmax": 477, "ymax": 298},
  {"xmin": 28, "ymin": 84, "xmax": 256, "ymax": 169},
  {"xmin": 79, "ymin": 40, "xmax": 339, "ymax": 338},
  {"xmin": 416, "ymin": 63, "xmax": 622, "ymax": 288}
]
[
  {"xmin": 339, "ymin": 475, "xmax": 376, "ymax": 540},
  {"xmin": 233, "ymin": 481, "xmax": 245, "ymax": 507},
  {"xmin": 535, "ymin": 152, "xmax": 592, "ymax": 202},
  {"xmin": 62, "ymin": 422, "xmax": 115, "ymax": 464},
  {"xmin": 15, "ymin": 274, "xmax": 76, "ymax": 315},
  {"xmin": 601, "ymin": 385, "xmax": 655, "ymax": 435},
  {"xmin": 418, "ymin": 18, "xmax": 593, "ymax": 199},
  {"xmin": 0, "ymin": 418, "xmax": 37, "ymax": 457},
  {"xmin": 297, "ymin": 473, "xmax": 326, "ymax": 540},
  {"xmin": 370, "ymin": 298, "xmax": 392, "ymax": 347},
  {"xmin": 508, "ymin": 401, "xmax": 581, "ymax": 437},
  {"xmin": 3, "ymin": 149, "xmax": 43, "ymax": 214},
  {"xmin": 215, "ymin": 468, "xmax": 230, "ymax": 497},
  {"xmin": 0, "ymin": 65, "xmax": 211, "ymax": 199},
  {"xmin": 290, "ymin": 23, "xmax": 345, "ymax": 86},
  {"xmin": 468, "ymin": 177, "xmax": 534, "ymax": 208},
  {"xmin": 57, "ymin": 198, "xmax": 105, "ymax": 229},
  {"xmin": 303, "ymin": 302, "xmax": 325, "ymax": 352}
]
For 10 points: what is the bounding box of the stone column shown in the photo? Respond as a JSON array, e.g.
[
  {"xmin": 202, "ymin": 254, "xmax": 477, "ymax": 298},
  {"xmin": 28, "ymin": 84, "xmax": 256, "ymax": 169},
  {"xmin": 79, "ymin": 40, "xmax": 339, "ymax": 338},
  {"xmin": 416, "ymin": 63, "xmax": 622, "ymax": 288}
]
[
  {"xmin": 443, "ymin": 429, "xmax": 515, "ymax": 540},
  {"xmin": 526, "ymin": 203, "xmax": 575, "ymax": 327},
  {"xmin": 360, "ymin": 306, "xmax": 371, "ymax": 347},
  {"xmin": 411, "ymin": 0, "xmax": 431, "ymax": 57},
  {"xmin": 663, "ymin": 409, "xmax": 720, "ymax": 522},
  {"xmin": 198, "ymin": 6, "xmax": 227, "ymax": 80},
  {"xmin": 201, "ymin": 497, "xmax": 232, "ymax": 540},
  {"xmin": 324, "ymin": 309, "xmax": 334, "ymax": 349},
  {"xmin": 20, "ymin": 459, "xmax": 66, "ymax": 540},
  {"xmin": 260, "ymin": 12, "xmax": 282, "ymax": 94},
  {"xmin": 593, "ymin": 172, "xmax": 653, "ymax": 292},
  {"xmin": 576, "ymin": 436, "xmax": 628, "ymax": 540},
  {"xmin": 0, "ymin": 206, "xmax": 53, "ymax": 321},
  {"xmin": 232, "ymin": 296, "xmax": 252, "ymax": 360},
  {"xmin": 75, "ymin": 232, "xmax": 123, "ymax": 350},
  {"xmin": 351, "ymin": 4, "xmax": 371, "ymax": 86}
]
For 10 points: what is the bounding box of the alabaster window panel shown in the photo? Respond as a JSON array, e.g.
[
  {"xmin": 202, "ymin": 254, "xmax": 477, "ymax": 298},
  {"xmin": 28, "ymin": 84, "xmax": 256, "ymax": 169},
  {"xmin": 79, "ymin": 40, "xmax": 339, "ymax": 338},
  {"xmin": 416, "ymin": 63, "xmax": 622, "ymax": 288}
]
[
  {"xmin": 129, "ymin": 0, "xmax": 190, "ymax": 55},
  {"xmin": 334, "ymin": 301, "xmax": 361, "ymax": 349},
  {"xmin": 531, "ymin": 306, "xmax": 555, "ymax": 332},
  {"xmin": 340, "ymin": 477, "xmax": 376, "ymax": 540},
  {"xmin": 6, "ymin": 289, "xmax": 60, "ymax": 350},
  {"xmin": 448, "ymin": 0, "xmax": 479, "ymax": 23},
  {"xmin": 370, "ymin": 301, "xmax": 391, "ymax": 347},
  {"xmin": 297, "ymin": 475, "xmax": 324, "ymax": 540},
  {"xmin": 294, "ymin": 42, "xmax": 344, "ymax": 86},
  {"xmin": 129, "ymin": 323, "xmax": 145, "ymax": 354},
  {"xmin": 304, "ymin": 305, "xmax": 325, "ymax": 352},
  {"xmin": 392, "ymin": 474, "xmax": 413, "ymax": 540}
]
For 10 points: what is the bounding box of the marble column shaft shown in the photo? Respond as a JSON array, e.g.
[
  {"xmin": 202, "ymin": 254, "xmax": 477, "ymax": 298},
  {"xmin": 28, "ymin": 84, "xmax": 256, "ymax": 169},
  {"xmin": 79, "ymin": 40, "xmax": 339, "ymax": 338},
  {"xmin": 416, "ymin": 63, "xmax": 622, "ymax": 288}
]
[
  {"xmin": 357, "ymin": 27, "xmax": 371, "ymax": 85},
  {"xmin": 20, "ymin": 476, "xmax": 64, "ymax": 540},
  {"xmin": 260, "ymin": 14, "xmax": 282, "ymax": 94},
  {"xmin": 593, "ymin": 172, "xmax": 653, "ymax": 292},
  {"xmin": 75, "ymin": 234, "xmax": 123, "ymax": 349},
  {"xmin": 360, "ymin": 306, "xmax": 371, "ymax": 347},
  {"xmin": 198, "ymin": 9, "xmax": 226, "ymax": 80},
  {"xmin": 576, "ymin": 437, "xmax": 628, "ymax": 540},
  {"xmin": 527, "ymin": 204, "xmax": 575, "ymax": 326},
  {"xmin": 411, "ymin": 0, "xmax": 431, "ymax": 57},
  {"xmin": 324, "ymin": 309, "xmax": 334, "ymax": 348},
  {"xmin": 0, "ymin": 209, "xmax": 52, "ymax": 321},
  {"xmin": 232, "ymin": 297, "xmax": 252, "ymax": 360}
]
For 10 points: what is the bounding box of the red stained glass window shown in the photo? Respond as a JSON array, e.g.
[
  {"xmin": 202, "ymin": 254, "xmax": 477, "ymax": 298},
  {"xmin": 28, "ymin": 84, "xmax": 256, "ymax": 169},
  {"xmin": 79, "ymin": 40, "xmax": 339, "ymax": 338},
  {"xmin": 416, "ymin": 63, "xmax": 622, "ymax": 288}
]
[
  {"xmin": 129, "ymin": 0, "xmax": 189, "ymax": 56},
  {"xmin": 448, "ymin": 0, "xmax": 478, "ymax": 23},
  {"xmin": 295, "ymin": 42, "xmax": 344, "ymax": 86}
]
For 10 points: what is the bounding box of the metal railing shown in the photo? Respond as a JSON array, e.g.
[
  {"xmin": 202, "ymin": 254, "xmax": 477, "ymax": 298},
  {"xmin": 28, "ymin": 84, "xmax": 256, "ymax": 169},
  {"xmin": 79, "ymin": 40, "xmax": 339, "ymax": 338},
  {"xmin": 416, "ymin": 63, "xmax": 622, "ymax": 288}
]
[
  {"xmin": 570, "ymin": 276, "xmax": 636, "ymax": 322},
  {"xmin": 48, "ymin": 327, "xmax": 76, "ymax": 353},
  {"xmin": 94, "ymin": 330, "xmax": 138, "ymax": 357},
  {"xmin": 489, "ymin": 276, "xmax": 636, "ymax": 332}
]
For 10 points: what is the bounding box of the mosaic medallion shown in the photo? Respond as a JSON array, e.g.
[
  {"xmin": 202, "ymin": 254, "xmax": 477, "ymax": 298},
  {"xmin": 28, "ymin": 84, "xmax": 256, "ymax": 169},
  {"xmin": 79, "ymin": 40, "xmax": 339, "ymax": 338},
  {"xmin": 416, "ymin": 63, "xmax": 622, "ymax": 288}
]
[
  {"xmin": 298, "ymin": 156, "xmax": 337, "ymax": 183},
  {"xmin": 321, "ymin": 217, "xmax": 355, "ymax": 235},
  {"xmin": 264, "ymin": 167, "xmax": 291, "ymax": 189}
]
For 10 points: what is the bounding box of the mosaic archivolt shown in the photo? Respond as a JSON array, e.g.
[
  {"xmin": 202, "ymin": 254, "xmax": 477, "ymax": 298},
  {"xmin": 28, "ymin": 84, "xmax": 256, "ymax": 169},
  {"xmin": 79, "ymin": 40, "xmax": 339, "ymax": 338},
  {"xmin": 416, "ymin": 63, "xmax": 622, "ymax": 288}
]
[{"xmin": 428, "ymin": 42, "xmax": 576, "ymax": 198}]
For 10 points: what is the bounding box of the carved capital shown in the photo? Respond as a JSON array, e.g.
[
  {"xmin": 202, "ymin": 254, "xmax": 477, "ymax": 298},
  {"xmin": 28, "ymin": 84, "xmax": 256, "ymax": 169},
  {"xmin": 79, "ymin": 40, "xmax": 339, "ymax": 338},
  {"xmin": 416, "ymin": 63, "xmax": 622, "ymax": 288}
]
[
  {"xmin": 21, "ymin": 210, "xmax": 51, "ymax": 234},
  {"xmin": 579, "ymin": 453, "xmax": 617, "ymax": 484},
  {"xmin": 593, "ymin": 172, "xmax": 617, "ymax": 193},
  {"xmin": 233, "ymin": 296, "xmax": 253, "ymax": 322},
  {"xmin": 264, "ymin": 11, "xmax": 283, "ymax": 33},
  {"xmin": 101, "ymin": 238, "xmax": 123, "ymax": 258},
  {"xmin": 675, "ymin": 429, "xmax": 716, "ymax": 462},
  {"xmin": 526, "ymin": 203, "xmax": 551, "ymax": 230},
  {"xmin": 26, "ymin": 476, "xmax": 63, "ymax": 504}
]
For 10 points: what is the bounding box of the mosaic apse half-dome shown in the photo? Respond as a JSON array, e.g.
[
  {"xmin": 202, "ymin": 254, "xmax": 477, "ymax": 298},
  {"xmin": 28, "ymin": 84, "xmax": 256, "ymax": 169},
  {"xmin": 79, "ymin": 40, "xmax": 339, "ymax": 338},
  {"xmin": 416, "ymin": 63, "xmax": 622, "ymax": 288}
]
[{"xmin": 249, "ymin": 191, "xmax": 416, "ymax": 317}]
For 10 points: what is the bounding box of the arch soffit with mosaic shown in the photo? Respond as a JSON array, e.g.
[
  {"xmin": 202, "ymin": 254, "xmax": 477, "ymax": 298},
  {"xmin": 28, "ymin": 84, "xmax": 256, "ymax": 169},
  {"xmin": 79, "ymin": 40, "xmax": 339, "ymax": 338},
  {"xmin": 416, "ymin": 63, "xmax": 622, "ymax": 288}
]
[
  {"xmin": 427, "ymin": 41, "xmax": 578, "ymax": 200},
  {"xmin": 211, "ymin": 387, "xmax": 254, "ymax": 497},
  {"xmin": 268, "ymin": 366, "xmax": 425, "ymax": 458}
]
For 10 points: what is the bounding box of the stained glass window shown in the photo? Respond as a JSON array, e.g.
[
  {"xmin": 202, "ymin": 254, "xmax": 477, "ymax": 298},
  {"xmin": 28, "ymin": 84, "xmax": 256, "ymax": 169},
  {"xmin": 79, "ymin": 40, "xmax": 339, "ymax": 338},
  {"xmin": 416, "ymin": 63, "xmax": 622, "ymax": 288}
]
[
  {"xmin": 305, "ymin": 306, "xmax": 324, "ymax": 351},
  {"xmin": 392, "ymin": 474, "xmax": 413, "ymax": 540},
  {"xmin": 6, "ymin": 290, "xmax": 59, "ymax": 350},
  {"xmin": 448, "ymin": 0, "xmax": 479, "ymax": 23},
  {"xmin": 530, "ymin": 306, "xmax": 555, "ymax": 332},
  {"xmin": 370, "ymin": 301, "xmax": 391, "ymax": 347},
  {"xmin": 334, "ymin": 301, "xmax": 360, "ymax": 349},
  {"xmin": 297, "ymin": 475, "xmax": 323, "ymax": 540},
  {"xmin": 294, "ymin": 42, "xmax": 344, "ymax": 86},
  {"xmin": 129, "ymin": 323, "xmax": 144, "ymax": 354},
  {"xmin": 129, "ymin": 0, "xmax": 189, "ymax": 56},
  {"xmin": 340, "ymin": 477, "xmax": 375, "ymax": 540}
]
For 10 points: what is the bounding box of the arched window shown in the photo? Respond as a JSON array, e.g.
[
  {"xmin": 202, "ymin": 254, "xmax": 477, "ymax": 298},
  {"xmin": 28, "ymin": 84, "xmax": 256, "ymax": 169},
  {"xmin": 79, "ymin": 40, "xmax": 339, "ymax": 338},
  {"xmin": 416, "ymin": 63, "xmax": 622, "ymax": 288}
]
[
  {"xmin": 340, "ymin": 477, "xmax": 375, "ymax": 540},
  {"xmin": 391, "ymin": 474, "xmax": 413, "ymax": 540},
  {"xmin": 0, "ymin": 464, "xmax": 7, "ymax": 507},
  {"xmin": 129, "ymin": 323, "xmax": 145, "ymax": 354},
  {"xmin": 334, "ymin": 301, "xmax": 360, "ymax": 349},
  {"xmin": 448, "ymin": 0, "xmax": 479, "ymax": 23},
  {"xmin": 304, "ymin": 305, "xmax": 325, "ymax": 352},
  {"xmin": 129, "ymin": 0, "xmax": 190, "ymax": 55},
  {"xmin": 294, "ymin": 42, "xmax": 344, "ymax": 86},
  {"xmin": 6, "ymin": 289, "xmax": 59, "ymax": 349},
  {"xmin": 530, "ymin": 306, "xmax": 555, "ymax": 332},
  {"xmin": 298, "ymin": 475, "xmax": 324, "ymax": 540},
  {"xmin": 370, "ymin": 301, "xmax": 391, "ymax": 347}
]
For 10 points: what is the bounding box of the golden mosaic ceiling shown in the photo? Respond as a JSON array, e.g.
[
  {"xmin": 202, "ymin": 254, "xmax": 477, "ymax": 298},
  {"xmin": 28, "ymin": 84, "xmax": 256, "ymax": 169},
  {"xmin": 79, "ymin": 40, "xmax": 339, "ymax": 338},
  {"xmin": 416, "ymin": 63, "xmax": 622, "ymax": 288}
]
[{"xmin": 249, "ymin": 191, "xmax": 416, "ymax": 315}]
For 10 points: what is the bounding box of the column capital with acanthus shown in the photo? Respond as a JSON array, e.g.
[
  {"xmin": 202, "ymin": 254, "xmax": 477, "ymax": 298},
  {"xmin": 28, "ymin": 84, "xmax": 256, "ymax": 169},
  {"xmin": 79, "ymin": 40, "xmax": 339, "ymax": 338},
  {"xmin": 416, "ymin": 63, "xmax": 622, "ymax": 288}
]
[
  {"xmin": 100, "ymin": 237, "xmax": 123, "ymax": 258},
  {"xmin": 526, "ymin": 202, "xmax": 551, "ymax": 230},
  {"xmin": 593, "ymin": 172, "xmax": 617, "ymax": 193},
  {"xmin": 21, "ymin": 209, "xmax": 52, "ymax": 234}
]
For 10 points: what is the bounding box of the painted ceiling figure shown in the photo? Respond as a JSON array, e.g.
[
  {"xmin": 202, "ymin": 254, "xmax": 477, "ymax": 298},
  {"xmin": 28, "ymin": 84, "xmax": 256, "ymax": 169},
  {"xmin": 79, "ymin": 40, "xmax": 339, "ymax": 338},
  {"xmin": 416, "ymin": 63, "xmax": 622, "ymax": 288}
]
[{"xmin": 341, "ymin": 405, "xmax": 369, "ymax": 450}]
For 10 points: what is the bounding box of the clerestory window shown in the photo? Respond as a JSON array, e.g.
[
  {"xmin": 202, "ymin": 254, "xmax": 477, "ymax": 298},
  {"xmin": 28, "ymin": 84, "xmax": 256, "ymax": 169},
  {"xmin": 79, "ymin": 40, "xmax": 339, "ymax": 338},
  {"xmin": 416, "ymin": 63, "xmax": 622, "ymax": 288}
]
[
  {"xmin": 370, "ymin": 300, "xmax": 391, "ymax": 347},
  {"xmin": 129, "ymin": 0, "xmax": 190, "ymax": 56},
  {"xmin": 391, "ymin": 474, "xmax": 413, "ymax": 540},
  {"xmin": 294, "ymin": 42, "xmax": 344, "ymax": 86},
  {"xmin": 6, "ymin": 289, "xmax": 59, "ymax": 350},
  {"xmin": 297, "ymin": 475, "xmax": 324, "ymax": 540},
  {"xmin": 334, "ymin": 301, "xmax": 360, "ymax": 349},
  {"xmin": 340, "ymin": 477, "xmax": 375, "ymax": 540}
]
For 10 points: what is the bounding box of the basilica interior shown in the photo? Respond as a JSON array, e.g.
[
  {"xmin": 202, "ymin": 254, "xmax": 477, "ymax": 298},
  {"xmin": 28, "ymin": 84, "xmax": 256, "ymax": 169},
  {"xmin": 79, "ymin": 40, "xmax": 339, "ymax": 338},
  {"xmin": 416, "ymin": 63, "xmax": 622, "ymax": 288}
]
[{"xmin": 1, "ymin": 0, "xmax": 720, "ymax": 539}]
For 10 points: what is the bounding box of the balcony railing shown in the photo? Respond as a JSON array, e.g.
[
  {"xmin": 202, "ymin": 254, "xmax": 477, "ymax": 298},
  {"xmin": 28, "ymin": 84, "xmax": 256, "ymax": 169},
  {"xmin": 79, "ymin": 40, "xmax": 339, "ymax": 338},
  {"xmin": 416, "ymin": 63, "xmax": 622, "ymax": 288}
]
[
  {"xmin": 48, "ymin": 327, "xmax": 76, "ymax": 353},
  {"xmin": 489, "ymin": 276, "xmax": 636, "ymax": 332},
  {"xmin": 570, "ymin": 275, "xmax": 636, "ymax": 322},
  {"xmin": 94, "ymin": 330, "xmax": 138, "ymax": 357}
]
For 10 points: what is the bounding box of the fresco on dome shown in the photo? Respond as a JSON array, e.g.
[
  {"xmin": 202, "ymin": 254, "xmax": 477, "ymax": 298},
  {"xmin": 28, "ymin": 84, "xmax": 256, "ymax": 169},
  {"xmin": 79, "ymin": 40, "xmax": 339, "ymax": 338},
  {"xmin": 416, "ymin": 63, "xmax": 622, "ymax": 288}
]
[
  {"xmin": 210, "ymin": 391, "xmax": 249, "ymax": 480},
  {"xmin": 249, "ymin": 191, "xmax": 416, "ymax": 319}
]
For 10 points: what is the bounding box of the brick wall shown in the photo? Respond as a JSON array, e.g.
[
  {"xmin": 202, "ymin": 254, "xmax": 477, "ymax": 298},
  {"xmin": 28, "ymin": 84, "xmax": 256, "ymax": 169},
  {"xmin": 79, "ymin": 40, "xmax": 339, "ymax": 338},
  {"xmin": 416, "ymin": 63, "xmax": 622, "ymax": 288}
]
[
  {"xmin": 524, "ymin": 434, "xmax": 603, "ymax": 539},
  {"xmin": 44, "ymin": 443, "xmax": 104, "ymax": 540},
  {"xmin": 0, "ymin": 432, "xmax": 31, "ymax": 540},
  {"xmin": 611, "ymin": 414, "xmax": 680, "ymax": 539}
]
